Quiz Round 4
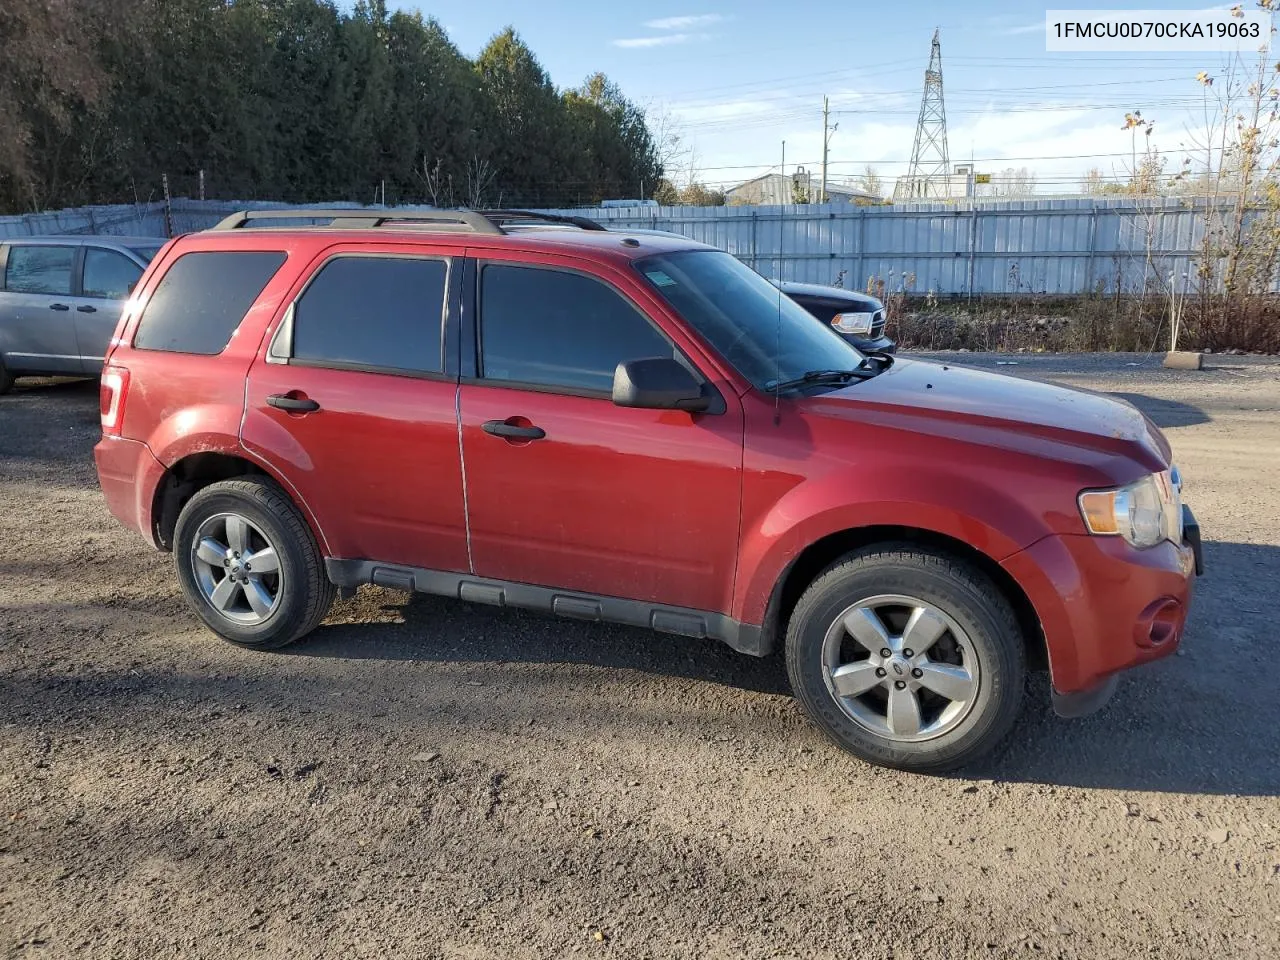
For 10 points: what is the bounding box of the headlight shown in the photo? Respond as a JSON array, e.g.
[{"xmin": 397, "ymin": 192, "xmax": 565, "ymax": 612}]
[
  {"xmin": 1078, "ymin": 469, "xmax": 1182, "ymax": 549},
  {"xmin": 831, "ymin": 311, "xmax": 875, "ymax": 335}
]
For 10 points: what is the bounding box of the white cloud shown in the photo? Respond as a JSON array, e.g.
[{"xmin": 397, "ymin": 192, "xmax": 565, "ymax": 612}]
[
  {"xmin": 644, "ymin": 14, "xmax": 724, "ymax": 30},
  {"xmin": 672, "ymin": 96, "xmax": 780, "ymax": 123},
  {"xmin": 613, "ymin": 33, "xmax": 696, "ymax": 48}
]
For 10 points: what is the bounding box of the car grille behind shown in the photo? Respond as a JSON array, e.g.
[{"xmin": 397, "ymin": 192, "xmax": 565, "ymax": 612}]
[{"xmin": 870, "ymin": 310, "xmax": 885, "ymax": 339}]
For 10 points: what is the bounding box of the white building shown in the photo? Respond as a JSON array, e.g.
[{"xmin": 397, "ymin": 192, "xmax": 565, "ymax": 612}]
[{"xmin": 726, "ymin": 168, "xmax": 881, "ymax": 206}]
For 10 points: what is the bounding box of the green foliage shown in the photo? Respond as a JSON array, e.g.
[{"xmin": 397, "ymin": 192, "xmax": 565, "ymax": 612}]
[{"xmin": 0, "ymin": 0, "xmax": 664, "ymax": 212}]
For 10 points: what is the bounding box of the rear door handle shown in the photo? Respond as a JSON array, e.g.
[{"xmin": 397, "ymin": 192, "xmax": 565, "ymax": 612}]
[
  {"xmin": 482, "ymin": 420, "xmax": 546, "ymax": 440},
  {"xmin": 77, "ymin": 305, "xmax": 97, "ymax": 313},
  {"xmin": 50, "ymin": 303, "xmax": 70, "ymax": 311},
  {"xmin": 267, "ymin": 394, "xmax": 320, "ymax": 412}
]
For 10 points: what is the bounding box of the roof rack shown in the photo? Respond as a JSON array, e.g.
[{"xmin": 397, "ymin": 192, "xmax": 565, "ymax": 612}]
[
  {"xmin": 211, "ymin": 208, "xmax": 605, "ymax": 234},
  {"xmin": 477, "ymin": 210, "xmax": 607, "ymax": 232}
]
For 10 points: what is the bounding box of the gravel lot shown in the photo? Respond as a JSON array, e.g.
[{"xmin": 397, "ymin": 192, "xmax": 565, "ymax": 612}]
[{"xmin": 2, "ymin": 353, "xmax": 1278, "ymax": 959}]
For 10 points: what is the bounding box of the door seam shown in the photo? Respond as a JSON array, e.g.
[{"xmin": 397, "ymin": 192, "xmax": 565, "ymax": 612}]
[{"xmin": 456, "ymin": 384, "xmax": 475, "ymax": 574}]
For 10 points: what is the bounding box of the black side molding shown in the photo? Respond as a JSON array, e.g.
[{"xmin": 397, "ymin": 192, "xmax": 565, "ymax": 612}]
[
  {"xmin": 324, "ymin": 558, "xmax": 770, "ymax": 657},
  {"xmin": 1182, "ymin": 504, "xmax": 1204, "ymax": 576}
]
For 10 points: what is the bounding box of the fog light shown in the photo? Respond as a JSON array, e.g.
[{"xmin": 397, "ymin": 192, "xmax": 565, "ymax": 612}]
[{"xmin": 1133, "ymin": 597, "xmax": 1182, "ymax": 648}]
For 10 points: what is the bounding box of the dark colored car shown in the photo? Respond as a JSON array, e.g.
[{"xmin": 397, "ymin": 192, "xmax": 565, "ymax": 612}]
[
  {"xmin": 92, "ymin": 208, "xmax": 1201, "ymax": 773},
  {"xmin": 773, "ymin": 279, "xmax": 896, "ymax": 354}
]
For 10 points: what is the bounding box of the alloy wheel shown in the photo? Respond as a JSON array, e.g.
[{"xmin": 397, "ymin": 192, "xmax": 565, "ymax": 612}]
[
  {"xmin": 189, "ymin": 512, "xmax": 283, "ymax": 625},
  {"xmin": 820, "ymin": 593, "xmax": 981, "ymax": 742}
]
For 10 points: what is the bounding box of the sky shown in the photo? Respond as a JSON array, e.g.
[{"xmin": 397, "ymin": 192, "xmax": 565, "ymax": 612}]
[{"xmin": 394, "ymin": 1, "xmax": 1269, "ymax": 194}]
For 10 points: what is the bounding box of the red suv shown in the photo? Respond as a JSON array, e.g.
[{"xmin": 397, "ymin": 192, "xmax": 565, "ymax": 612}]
[{"xmin": 93, "ymin": 209, "xmax": 1202, "ymax": 771}]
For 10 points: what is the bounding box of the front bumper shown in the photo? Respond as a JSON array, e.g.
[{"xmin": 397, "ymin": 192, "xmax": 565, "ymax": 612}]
[
  {"xmin": 843, "ymin": 333, "xmax": 897, "ymax": 354},
  {"xmin": 1002, "ymin": 508, "xmax": 1201, "ymax": 712}
]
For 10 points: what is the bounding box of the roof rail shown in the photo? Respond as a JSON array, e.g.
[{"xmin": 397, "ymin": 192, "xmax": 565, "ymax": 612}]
[
  {"xmin": 211, "ymin": 209, "xmax": 504, "ymax": 234},
  {"xmin": 210, "ymin": 208, "xmax": 606, "ymax": 234},
  {"xmin": 477, "ymin": 209, "xmax": 607, "ymax": 231}
]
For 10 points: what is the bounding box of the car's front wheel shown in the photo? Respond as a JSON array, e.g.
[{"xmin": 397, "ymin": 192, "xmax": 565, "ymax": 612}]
[
  {"xmin": 0, "ymin": 357, "xmax": 14, "ymax": 395},
  {"xmin": 786, "ymin": 544, "xmax": 1026, "ymax": 772},
  {"xmin": 173, "ymin": 477, "xmax": 335, "ymax": 649}
]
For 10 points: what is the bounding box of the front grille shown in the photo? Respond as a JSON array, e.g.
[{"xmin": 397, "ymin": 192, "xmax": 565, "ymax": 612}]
[{"xmin": 870, "ymin": 310, "xmax": 885, "ymax": 339}]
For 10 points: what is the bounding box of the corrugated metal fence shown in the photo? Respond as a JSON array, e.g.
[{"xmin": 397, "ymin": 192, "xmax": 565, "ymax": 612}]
[
  {"xmin": 542, "ymin": 198, "xmax": 1222, "ymax": 295},
  {"xmin": 0, "ymin": 197, "xmax": 1242, "ymax": 295}
]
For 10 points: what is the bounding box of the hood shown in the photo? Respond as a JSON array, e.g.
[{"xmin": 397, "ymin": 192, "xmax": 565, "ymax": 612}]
[
  {"xmin": 774, "ymin": 280, "xmax": 882, "ymax": 310},
  {"xmin": 802, "ymin": 358, "xmax": 1170, "ymax": 471}
]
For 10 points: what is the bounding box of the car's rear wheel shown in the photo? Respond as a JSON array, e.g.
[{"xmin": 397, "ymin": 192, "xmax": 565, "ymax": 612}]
[
  {"xmin": 786, "ymin": 544, "xmax": 1026, "ymax": 772},
  {"xmin": 174, "ymin": 477, "xmax": 335, "ymax": 649},
  {"xmin": 0, "ymin": 358, "xmax": 14, "ymax": 394}
]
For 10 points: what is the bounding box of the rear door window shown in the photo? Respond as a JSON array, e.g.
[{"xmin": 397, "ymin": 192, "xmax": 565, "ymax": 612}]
[
  {"xmin": 82, "ymin": 248, "xmax": 144, "ymax": 300},
  {"xmin": 5, "ymin": 245, "xmax": 76, "ymax": 295},
  {"xmin": 133, "ymin": 251, "xmax": 286, "ymax": 354},
  {"xmin": 288, "ymin": 255, "xmax": 447, "ymax": 375}
]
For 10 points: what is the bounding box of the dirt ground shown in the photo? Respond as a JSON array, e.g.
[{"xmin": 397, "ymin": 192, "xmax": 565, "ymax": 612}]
[{"xmin": 1, "ymin": 353, "xmax": 1278, "ymax": 960}]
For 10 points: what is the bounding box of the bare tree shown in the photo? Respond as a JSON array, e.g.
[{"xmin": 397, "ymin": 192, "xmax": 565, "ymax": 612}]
[
  {"xmin": 646, "ymin": 104, "xmax": 689, "ymax": 177},
  {"xmin": 993, "ymin": 166, "xmax": 1038, "ymax": 197},
  {"xmin": 1171, "ymin": 3, "xmax": 1280, "ymax": 349},
  {"xmin": 857, "ymin": 165, "xmax": 883, "ymax": 197},
  {"xmin": 416, "ymin": 155, "xmax": 455, "ymax": 207},
  {"xmin": 465, "ymin": 155, "xmax": 496, "ymax": 208}
]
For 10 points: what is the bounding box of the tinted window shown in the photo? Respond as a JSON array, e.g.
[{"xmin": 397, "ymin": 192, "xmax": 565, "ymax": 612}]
[
  {"xmin": 291, "ymin": 257, "xmax": 446, "ymax": 374},
  {"xmin": 134, "ymin": 251, "xmax": 286, "ymax": 355},
  {"xmin": 637, "ymin": 251, "xmax": 864, "ymax": 390},
  {"xmin": 480, "ymin": 265, "xmax": 675, "ymax": 393},
  {"xmin": 83, "ymin": 248, "xmax": 143, "ymax": 299},
  {"xmin": 128, "ymin": 244, "xmax": 163, "ymax": 264},
  {"xmin": 5, "ymin": 245, "xmax": 75, "ymax": 295}
]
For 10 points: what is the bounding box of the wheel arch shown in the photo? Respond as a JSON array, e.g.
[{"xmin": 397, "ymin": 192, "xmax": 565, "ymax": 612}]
[
  {"xmin": 755, "ymin": 524, "xmax": 1046, "ymax": 672},
  {"xmin": 150, "ymin": 451, "xmax": 330, "ymax": 555}
]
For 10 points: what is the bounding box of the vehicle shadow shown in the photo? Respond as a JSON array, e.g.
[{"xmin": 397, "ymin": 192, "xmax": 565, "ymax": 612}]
[
  {"xmin": 295, "ymin": 591, "xmax": 793, "ymax": 697},
  {"xmin": 1106, "ymin": 391, "xmax": 1210, "ymax": 428},
  {"xmin": 284, "ymin": 538, "xmax": 1277, "ymax": 797}
]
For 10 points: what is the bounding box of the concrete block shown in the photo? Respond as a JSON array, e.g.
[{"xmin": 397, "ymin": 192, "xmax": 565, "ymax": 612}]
[{"xmin": 1162, "ymin": 351, "xmax": 1203, "ymax": 370}]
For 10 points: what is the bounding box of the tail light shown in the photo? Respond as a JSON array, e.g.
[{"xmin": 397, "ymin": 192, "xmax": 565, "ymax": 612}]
[{"xmin": 100, "ymin": 365, "xmax": 130, "ymax": 436}]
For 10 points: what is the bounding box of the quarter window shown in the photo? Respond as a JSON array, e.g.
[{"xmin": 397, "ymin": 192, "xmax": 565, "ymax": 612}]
[
  {"xmin": 83, "ymin": 248, "xmax": 143, "ymax": 300},
  {"xmin": 134, "ymin": 251, "xmax": 286, "ymax": 355},
  {"xmin": 290, "ymin": 256, "xmax": 447, "ymax": 374},
  {"xmin": 479, "ymin": 264, "xmax": 676, "ymax": 393},
  {"xmin": 5, "ymin": 245, "xmax": 75, "ymax": 295}
]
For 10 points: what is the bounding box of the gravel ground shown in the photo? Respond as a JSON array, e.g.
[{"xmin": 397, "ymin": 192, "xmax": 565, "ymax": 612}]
[{"xmin": 2, "ymin": 353, "xmax": 1278, "ymax": 959}]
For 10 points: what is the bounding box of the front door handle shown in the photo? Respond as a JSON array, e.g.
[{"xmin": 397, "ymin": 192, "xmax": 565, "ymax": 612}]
[
  {"xmin": 267, "ymin": 393, "xmax": 320, "ymax": 412},
  {"xmin": 50, "ymin": 303, "xmax": 70, "ymax": 311},
  {"xmin": 77, "ymin": 305, "xmax": 97, "ymax": 313},
  {"xmin": 482, "ymin": 419, "xmax": 546, "ymax": 441}
]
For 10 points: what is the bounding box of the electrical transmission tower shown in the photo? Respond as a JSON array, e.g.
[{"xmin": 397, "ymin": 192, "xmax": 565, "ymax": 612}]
[{"xmin": 895, "ymin": 28, "xmax": 951, "ymax": 200}]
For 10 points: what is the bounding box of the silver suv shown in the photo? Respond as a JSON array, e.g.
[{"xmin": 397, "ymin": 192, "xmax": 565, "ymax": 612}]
[{"xmin": 0, "ymin": 235, "xmax": 163, "ymax": 392}]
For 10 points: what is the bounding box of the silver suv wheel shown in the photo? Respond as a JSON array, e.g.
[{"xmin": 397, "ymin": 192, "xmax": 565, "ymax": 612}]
[
  {"xmin": 190, "ymin": 512, "xmax": 283, "ymax": 625},
  {"xmin": 821, "ymin": 593, "xmax": 980, "ymax": 742}
]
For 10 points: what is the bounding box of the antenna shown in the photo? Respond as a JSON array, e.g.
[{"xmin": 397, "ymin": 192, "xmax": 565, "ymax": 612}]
[{"xmin": 894, "ymin": 28, "xmax": 951, "ymax": 200}]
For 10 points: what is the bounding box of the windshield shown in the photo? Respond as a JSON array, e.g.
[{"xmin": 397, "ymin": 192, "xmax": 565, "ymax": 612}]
[
  {"xmin": 129, "ymin": 244, "xmax": 163, "ymax": 264},
  {"xmin": 635, "ymin": 250, "xmax": 865, "ymax": 390}
]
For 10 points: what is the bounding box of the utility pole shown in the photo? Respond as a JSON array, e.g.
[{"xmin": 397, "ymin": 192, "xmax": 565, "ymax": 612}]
[
  {"xmin": 821, "ymin": 96, "xmax": 829, "ymax": 204},
  {"xmin": 781, "ymin": 140, "xmax": 786, "ymax": 204},
  {"xmin": 820, "ymin": 96, "xmax": 838, "ymax": 204}
]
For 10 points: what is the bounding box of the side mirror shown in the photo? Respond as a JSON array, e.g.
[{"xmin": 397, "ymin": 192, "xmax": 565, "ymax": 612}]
[{"xmin": 612, "ymin": 357, "xmax": 710, "ymax": 413}]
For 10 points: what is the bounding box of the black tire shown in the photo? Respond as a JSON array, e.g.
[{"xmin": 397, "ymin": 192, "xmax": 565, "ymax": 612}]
[
  {"xmin": 173, "ymin": 476, "xmax": 335, "ymax": 649},
  {"xmin": 0, "ymin": 357, "xmax": 14, "ymax": 395},
  {"xmin": 785, "ymin": 544, "xmax": 1025, "ymax": 773}
]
